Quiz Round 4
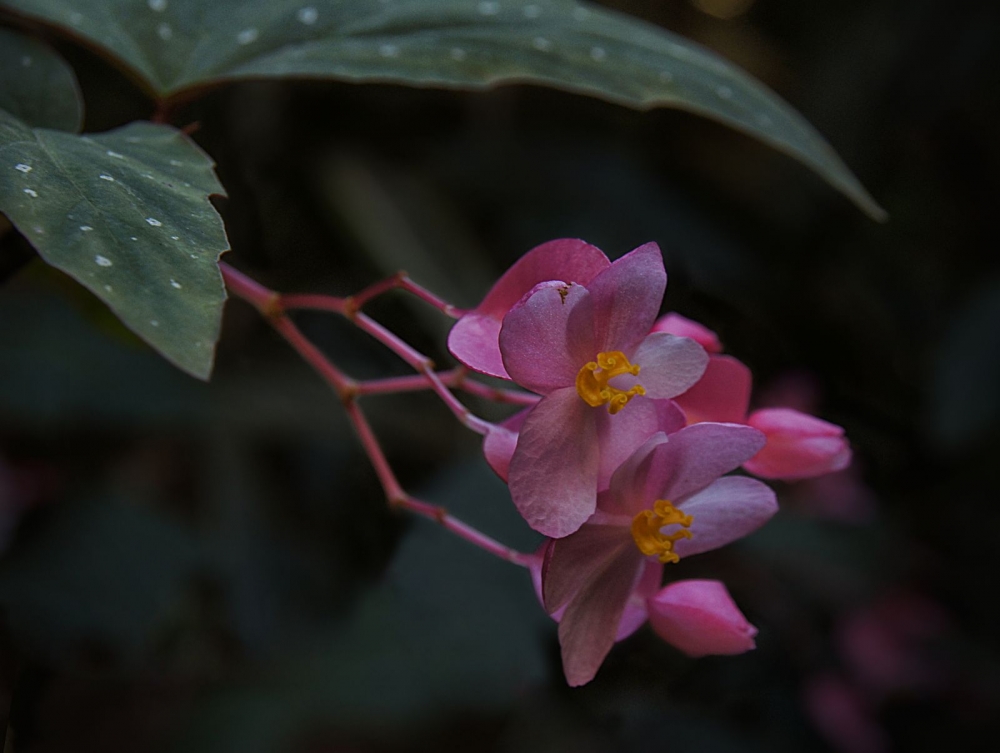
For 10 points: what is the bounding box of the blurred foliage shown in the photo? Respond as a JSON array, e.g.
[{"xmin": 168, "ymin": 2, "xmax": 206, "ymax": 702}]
[{"xmin": 0, "ymin": 0, "xmax": 999, "ymax": 752}]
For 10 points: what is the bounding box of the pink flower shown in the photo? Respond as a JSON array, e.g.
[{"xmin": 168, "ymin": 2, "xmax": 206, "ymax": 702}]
[
  {"xmin": 497, "ymin": 243, "xmax": 708, "ymax": 537},
  {"xmin": 530, "ymin": 556, "xmax": 756, "ymax": 662},
  {"xmin": 655, "ymin": 313, "xmax": 852, "ymax": 481},
  {"xmin": 448, "ymin": 239, "xmax": 611, "ymax": 379},
  {"xmin": 645, "ymin": 579, "xmax": 758, "ymax": 657},
  {"xmin": 541, "ymin": 423, "xmax": 777, "ymax": 685},
  {"xmin": 743, "ymin": 408, "xmax": 852, "ymax": 480},
  {"xmin": 651, "ymin": 312, "xmax": 722, "ymax": 354}
]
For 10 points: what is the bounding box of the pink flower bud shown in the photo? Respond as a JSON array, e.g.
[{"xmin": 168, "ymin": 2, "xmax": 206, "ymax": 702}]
[
  {"xmin": 651, "ymin": 313, "xmax": 723, "ymax": 354},
  {"xmin": 743, "ymin": 407, "xmax": 852, "ymax": 480},
  {"xmin": 646, "ymin": 579, "xmax": 757, "ymax": 657}
]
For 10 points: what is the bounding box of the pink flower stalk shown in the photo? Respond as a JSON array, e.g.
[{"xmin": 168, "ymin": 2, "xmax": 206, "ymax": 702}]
[
  {"xmin": 448, "ymin": 239, "xmax": 612, "ymax": 379},
  {"xmin": 496, "ymin": 243, "xmax": 708, "ymax": 537},
  {"xmin": 541, "ymin": 423, "xmax": 777, "ymax": 685},
  {"xmin": 654, "ymin": 313, "xmax": 852, "ymax": 481}
]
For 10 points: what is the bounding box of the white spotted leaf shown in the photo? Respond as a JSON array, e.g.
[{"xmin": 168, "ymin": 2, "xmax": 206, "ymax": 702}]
[
  {"xmin": 2, "ymin": 0, "xmax": 883, "ymax": 218},
  {"xmin": 0, "ymin": 27, "xmax": 83, "ymax": 131},
  {"xmin": 0, "ymin": 109, "xmax": 229, "ymax": 379}
]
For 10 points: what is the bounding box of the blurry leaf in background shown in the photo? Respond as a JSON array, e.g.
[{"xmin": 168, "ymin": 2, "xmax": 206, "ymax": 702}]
[
  {"xmin": 0, "ymin": 288, "xmax": 208, "ymax": 427},
  {"xmin": 173, "ymin": 460, "xmax": 548, "ymax": 752},
  {"xmin": 929, "ymin": 280, "xmax": 1000, "ymax": 450},
  {"xmin": 0, "ymin": 27, "xmax": 83, "ymax": 131},
  {"xmin": 2, "ymin": 0, "xmax": 882, "ymax": 218},
  {"xmin": 0, "ymin": 494, "xmax": 202, "ymax": 660},
  {"xmin": 0, "ymin": 112, "xmax": 229, "ymax": 379}
]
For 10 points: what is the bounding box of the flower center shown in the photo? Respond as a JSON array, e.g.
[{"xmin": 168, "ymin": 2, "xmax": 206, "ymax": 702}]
[
  {"xmin": 575, "ymin": 351, "xmax": 646, "ymax": 414},
  {"xmin": 631, "ymin": 500, "xmax": 693, "ymax": 564}
]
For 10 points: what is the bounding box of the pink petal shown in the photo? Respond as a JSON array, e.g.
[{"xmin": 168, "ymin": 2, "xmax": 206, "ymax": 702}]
[
  {"xmin": 587, "ymin": 243, "xmax": 666, "ymax": 356},
  {"xmin": 447, "ymin": 314, "xmax": 509, "ymax": 380},
  {"xmin": 604, "ymin": 433, "xmax": 669, "ymax": 517},
  {"xmin": 645, "ymin": 422, "xmax": 768, "ymax": 504},
  {"xmin": 614, "ymin": 332, "xmax": 708, "ymax": 400},
  {"xmin": 594, "ymin": 396, "xmax": 684, "ymax": 491},
  {"xmin": 743, "ymin": 408, "xmax": 852, "ymax": 480},
  {"xmin": 541, "ymin": 524, "xmax": 630, "ymax": 613},
  {"xmin": 646, "ymin": 579, "xmax": 758, "ymax": 656},
  {"xmin": 482, "ymin": 408, "xmax": 530, "ymax": 482},
  {"xmin": 651, "ymin": 313, "xmax": 723, "ymax": 353},
  {"xmin": 672, "ymin": 476, "xmax": 778, "ymax": 558},
  {"xmin": 507, "ymin": 388, "xmax": 599, "ymax": 538},
  {"xmin": 616, "ymin": 559, "xmax": 663, "ymax": 641},
  {"xmin": 558, "ymin": 545, "xmax": 645, "ymax": 686},
  {"xmin": 448, "ymin": 239, "xmax": 610, "ymax": 377},
  {"xmin": 534, "ymin": 546, "xmax": 661, "ymax": 642},
  {"xmin": 499, "ymin": 281, "xmax": 594, "ymax": 394},
  {"xmin": 674, "ymin": 354, "xmax": 752, "ymax": 424}
]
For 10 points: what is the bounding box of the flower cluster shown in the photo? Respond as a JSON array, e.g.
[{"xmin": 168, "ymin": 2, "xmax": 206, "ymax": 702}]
[{"xmin": 449, "ymin": 239, "xmax": 852, "ymax": 685}]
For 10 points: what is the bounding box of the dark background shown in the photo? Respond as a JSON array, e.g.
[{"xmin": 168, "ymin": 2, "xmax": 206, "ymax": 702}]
[{"xmin": 1, "ymin": 0, "xmax": 999, "ymax": 751}]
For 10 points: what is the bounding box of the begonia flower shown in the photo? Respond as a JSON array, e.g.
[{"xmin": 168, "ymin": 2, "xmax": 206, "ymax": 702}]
[
  {"xmin": 541, "ymin": 423, "xmax": 777, "ymax": 685},
  {"xmin": 743, "ymin": 408, "xmax": 852, "ymax": 480},
  {"xmin": 645, "ymin": 579, "xmax": 758, "ymax": 657},
  {"xmin": 651, "ymin": 312, "xmax": 723, "ymax": 354},
  {"xmin": 449, "ymin": 239, "xmax": 611, "ymax": 379},
  {"xmin": 655, "ymin": 313, "xmax": 852, "ymax": 480},
  {"xmin": 530, "ymin": 549, "xmax": 758, "ymax": 670},
  {"xmin": 498, "ymin": 243, "xmax": 708, "ymax": 537}
]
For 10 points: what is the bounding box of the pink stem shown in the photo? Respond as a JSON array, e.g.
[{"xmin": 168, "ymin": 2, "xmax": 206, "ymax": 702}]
[
  {"xmin": 220, "ymin": 262, "xmax": 280, "ymax": 313},
  {"xmin": 356, "ymin": 370, "xmax": 541, "ymax": 406},
  {"xmin": 355, "ymin": 371, "xmax": 461, "ymax": 397},
  {"xmin": 352, "ymin": 313, "xmax": 491, "ymax": 435},
  {"xmin": 270, "ymin": 316, "xmax": 355, "ymax": 394},
  {"xmin": 278, "ymin": 293, "xmax": 346, "ymax": 313},
  {"xmin": 350, "ymin": 272, "xmax": 467, "ymax": 318},
  {"xmin": 344, "ymin": 402, "xmax": 532, "ymax": 567},
  {"xmin": 280, "ymin": 274, "xmax": 466, "ymax": 319},
  {"xmin": 221, "ymin": 260, "xmax": 529, "ymax": 566},
  {"xmin": 457, "ymin": 378, "xmax": 540, "ymax": 407}
]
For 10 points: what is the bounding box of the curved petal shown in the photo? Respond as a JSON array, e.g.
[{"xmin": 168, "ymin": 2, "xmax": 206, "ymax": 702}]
[
  {"xmin": 482, "ymin": 408, "xmax": 530, "ymax": 482},
  {"xmin": 646, "ymin": 422, "xmax": 767, "ymax": 503},
  {"xmin": 596, "ymin": 401, "xmax": 690, "ymax": 517},
  {"xmin": 594, "ymin": 396, "xmax": 682, "ymax": 491},
  {"xmin": 587, "ymin": 243, "xmax": 666, "ymax": 355},
  {"xmin": 477, "ymin": 238, "xmax": 610, "ymax": 320},
  {"xmin": 744, "ymin": 408, "xmax": 852, "ymax": 480},
  {"xmin": 651, "ymin": 313, "xmax": 723, "ymax": 353},
  {"xmin": 499, "ymin": 281, "xmax": 594, "ymax": 394},
  {"xmin": 448, "ymin": 239, "xmax": 610, "ymax": 377},
  {"xmin": 535, "ymin": 543, "xmax": 660, "ymax": 643},
  {"xmin": 672, "ymin": 476, "xmax": 778, "ymax": 558},
  {"xmin": 541, "ymin": 523, "xmax": 630, "ymax": 613},
  {"xmin": 558, "ymin": 544, "xmax": 645, "ymax": 686},
  {"xmin": 616, "ymin": 559, "xmax": 663, "ymax": 642},
  {"xmin": 674, "ymin": 354, "xmax": 752, "ymax": 424},
  {"xmin": 647, "ymin": 579, "xmax": 757, "ymax": 656},
  {"xmin": 614, "ymin": 332, "xmax": 708, "ymax": 400},
  {"xmin": 508, "ymin": 388, "xmax": 599, "ymax": 538},
  {"xmin": 603, "ymin": 432, "xmax": 669, "ymax": 517},
  {"xmin": 448, "ymin": 313, "xmax": 508, "ymax": 379}
]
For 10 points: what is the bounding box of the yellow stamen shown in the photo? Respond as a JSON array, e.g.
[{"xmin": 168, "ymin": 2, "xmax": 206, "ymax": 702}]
[
  {"xmin": 575, "ymin": 351, "xmax": 646, "ymax": 414},
  {"xmin": 630, "ymin": 500, "xmax": 693, "ymax": 564}
]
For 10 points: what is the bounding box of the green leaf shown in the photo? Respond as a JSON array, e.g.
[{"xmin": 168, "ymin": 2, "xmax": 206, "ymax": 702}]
[
  {"xmin": 2, "ymin": 0, "xmax": 884, "ymax": 219},
  {"xmin": 0, "ymin": 109, "xmax": 229, "ymax": 379},
  {"xmin": 0, "ymin": 27, "xmax": 83, "ymax": 131}
]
